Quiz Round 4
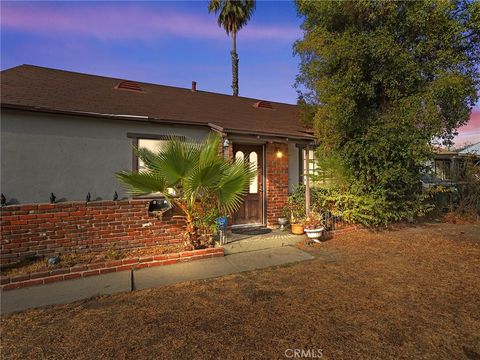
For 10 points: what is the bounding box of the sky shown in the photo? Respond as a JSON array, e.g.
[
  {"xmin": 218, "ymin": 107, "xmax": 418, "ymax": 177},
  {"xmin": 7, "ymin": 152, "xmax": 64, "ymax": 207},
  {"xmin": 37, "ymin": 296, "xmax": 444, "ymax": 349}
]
[{"xmin": 1, "ymin": 0, "xmax": 479, "ymax": 147}]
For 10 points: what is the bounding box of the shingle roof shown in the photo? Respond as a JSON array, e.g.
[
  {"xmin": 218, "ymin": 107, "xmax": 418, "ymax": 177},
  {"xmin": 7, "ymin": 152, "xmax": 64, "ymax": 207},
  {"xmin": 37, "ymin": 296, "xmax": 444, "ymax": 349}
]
[{"xmin": 1, "ymin": 65, "xmax": 314, "ymax": 140}]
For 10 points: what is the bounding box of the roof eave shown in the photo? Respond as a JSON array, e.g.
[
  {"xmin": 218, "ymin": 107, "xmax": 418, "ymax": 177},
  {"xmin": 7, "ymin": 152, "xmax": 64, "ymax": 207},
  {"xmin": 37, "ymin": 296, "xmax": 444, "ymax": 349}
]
[
  {"xmin": 1, "ymin": 103, "xmax": 211, "ymax": 128},
  {"xmin": 2, "ymin": 103, "xmax": 316, "ymax": 142},
  {"xmin": 221, "ymin": 127, "xmax": 315, "ymax": 142}
]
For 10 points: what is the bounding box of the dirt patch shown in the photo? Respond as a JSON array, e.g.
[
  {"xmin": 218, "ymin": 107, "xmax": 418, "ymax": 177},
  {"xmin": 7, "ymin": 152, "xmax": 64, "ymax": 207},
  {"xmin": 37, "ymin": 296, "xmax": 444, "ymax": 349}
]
[
  {"xmin": 1, "ymin": 243, "xmax": 188, "ymax": 277},
  {"xmin": 442, "ymin": 211, "xmax": 480, "ymax": 224},
  {"xmin": 1, "ymin": 223, "xmax": 479, "ymax": 359}
]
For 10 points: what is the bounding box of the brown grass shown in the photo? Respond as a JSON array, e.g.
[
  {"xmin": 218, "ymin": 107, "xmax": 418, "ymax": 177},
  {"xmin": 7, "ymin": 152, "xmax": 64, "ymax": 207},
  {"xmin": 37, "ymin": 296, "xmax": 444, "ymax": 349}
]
[{"xmin": 1, "ymin": 223, "xmax": 479, "ymax": 359}]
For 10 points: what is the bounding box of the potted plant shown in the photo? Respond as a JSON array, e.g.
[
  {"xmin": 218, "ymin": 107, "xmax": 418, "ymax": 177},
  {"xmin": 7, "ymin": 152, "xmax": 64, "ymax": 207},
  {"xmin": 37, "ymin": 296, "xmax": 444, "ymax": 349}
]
[
  {"xmin": 283, "ymin": 201, "xmax": 305, "ymax": 235},
  {"xmin": 277, "ymin": 217, "xmax": 288, "ymax": 231},
  {"xmin": 290, "ymin": 217, "xmax": 305, "ymax": 235},
  {"xmin": 303, "ymin": 212, "xmax": 325, "ymax": 242}
]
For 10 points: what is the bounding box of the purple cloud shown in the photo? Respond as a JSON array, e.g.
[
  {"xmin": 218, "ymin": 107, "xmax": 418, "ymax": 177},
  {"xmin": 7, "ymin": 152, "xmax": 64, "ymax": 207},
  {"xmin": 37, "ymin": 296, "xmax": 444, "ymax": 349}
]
[
  {"xmin": 455, "ymin": 110, "xmax": 480, "ymax": 146},
  {"xmin": 1, "ymin": 3, "xmax": 301, "ymax": 42}
]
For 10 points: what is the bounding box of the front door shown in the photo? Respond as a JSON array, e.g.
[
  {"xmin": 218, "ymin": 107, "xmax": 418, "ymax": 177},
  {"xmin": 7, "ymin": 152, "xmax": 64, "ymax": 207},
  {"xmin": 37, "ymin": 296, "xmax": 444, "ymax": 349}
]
[{"xmin": 232, "ymin": 144, "xmax": 263, "ymax": 225}]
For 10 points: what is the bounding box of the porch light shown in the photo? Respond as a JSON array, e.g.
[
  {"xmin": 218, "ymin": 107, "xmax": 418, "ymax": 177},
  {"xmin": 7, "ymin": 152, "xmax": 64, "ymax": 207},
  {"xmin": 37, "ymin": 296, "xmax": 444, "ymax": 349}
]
[{"xmin": 275, "ymin": 148, "xmax": 283, "ymax": 158}]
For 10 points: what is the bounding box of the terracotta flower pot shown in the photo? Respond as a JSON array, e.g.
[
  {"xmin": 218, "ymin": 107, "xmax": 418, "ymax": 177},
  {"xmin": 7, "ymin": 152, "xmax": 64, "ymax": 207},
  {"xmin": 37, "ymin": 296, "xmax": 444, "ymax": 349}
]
[{"xmin": 290, "ymin": 223, "xmax": 305, "ymax": 235}]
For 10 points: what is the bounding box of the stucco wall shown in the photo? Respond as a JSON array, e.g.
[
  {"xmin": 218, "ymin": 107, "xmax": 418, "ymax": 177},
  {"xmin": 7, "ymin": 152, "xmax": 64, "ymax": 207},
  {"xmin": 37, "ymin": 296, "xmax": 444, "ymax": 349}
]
[
  {"xmin": 288, "ymin": 143, "xmax": 300, "ymax": 193},
  {"xmin": 1, "ymin": 110, "xmax": 210, "ymax": 204}
]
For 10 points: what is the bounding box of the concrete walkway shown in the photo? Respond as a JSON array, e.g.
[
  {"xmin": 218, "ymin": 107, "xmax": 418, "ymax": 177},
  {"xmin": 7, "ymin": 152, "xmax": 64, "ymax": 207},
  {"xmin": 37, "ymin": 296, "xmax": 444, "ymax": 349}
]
[
  {"xmin": 1, "ymin": 246, "xmax": 313, "ymax": 314},
  {"xmin": 223, "ymin": 229, "xmax": 305, "ymax": 254}
]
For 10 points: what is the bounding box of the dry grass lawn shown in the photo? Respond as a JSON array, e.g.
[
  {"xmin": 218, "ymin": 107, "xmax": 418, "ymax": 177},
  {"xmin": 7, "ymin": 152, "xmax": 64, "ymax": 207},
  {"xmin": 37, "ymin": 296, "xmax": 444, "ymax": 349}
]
[{"xmin": 1, "ymin": 223, "xmax": 479, "ymax": 359}]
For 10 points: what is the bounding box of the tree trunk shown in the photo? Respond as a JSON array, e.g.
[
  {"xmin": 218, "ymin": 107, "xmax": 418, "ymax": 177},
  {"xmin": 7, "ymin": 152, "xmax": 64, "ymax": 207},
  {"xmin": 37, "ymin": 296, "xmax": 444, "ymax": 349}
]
[{"xmin": 231, "ymin": 31, "xmax": 239, "ymax": 96}]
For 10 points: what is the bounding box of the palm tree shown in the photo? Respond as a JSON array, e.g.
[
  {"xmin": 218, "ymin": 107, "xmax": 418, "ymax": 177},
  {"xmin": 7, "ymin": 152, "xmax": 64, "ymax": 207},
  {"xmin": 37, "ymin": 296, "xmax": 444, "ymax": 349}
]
[
  {"xmin": 116, "ymin": 134, "xmax": 255, "ymax": 249},
  {"xmin": 208, "ymin": 0, "xmax": 255, "ymax": 96}
]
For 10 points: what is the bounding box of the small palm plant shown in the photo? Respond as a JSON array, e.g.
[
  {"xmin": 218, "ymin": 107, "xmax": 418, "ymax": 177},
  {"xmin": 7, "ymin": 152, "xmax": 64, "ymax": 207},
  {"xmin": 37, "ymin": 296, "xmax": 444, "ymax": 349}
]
[{"xmin": 116, "ymin": 134, "xmax": 255, "ymax": 249}]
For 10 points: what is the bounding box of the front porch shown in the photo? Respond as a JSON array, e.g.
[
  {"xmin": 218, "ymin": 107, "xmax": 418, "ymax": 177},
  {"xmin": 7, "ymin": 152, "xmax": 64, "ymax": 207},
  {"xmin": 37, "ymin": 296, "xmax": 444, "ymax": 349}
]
[{"xmin": 224, "ymin": 137, "xmax": 313, "ymax": 228}]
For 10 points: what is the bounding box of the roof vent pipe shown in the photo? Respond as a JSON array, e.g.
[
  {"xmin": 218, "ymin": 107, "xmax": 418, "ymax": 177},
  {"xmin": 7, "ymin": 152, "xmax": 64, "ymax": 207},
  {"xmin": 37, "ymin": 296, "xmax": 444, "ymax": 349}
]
[{"xmin": 191, "ymin": 81, "xmax": 197, "ymax": 92}]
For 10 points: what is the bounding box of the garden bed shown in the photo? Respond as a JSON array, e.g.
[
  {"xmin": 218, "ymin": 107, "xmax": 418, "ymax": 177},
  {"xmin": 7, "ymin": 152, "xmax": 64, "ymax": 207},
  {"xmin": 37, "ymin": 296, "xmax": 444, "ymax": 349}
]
[
  {"xmin": 1, "ymin": 244, "xmax": 187, "ymax": 277},
  {"xmin": 0, "ymin": 245, "xmax": 224, "ymax": 291}
]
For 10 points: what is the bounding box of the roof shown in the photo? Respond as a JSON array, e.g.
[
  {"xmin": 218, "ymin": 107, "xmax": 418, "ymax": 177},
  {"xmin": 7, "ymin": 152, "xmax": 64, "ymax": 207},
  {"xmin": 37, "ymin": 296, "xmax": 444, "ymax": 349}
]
[
  {"xmin": 459, "ymin": 141, "xmax": 480, "ymax": 155},
  {"xmin": 0, "ymin": 65, "xmax": 314, "ymax": 140},
  {"xmin": 433, "ymin": 147, "xmax": 459, "ymax": 156}
]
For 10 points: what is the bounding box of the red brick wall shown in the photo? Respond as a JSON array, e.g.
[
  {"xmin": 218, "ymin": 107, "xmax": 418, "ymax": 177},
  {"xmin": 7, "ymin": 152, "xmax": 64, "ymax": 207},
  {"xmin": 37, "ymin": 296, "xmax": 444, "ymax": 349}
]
[
  {"xmin": 1, "ymin": 200, "xmax": 185, "ymax": 266},
  {"xmin": 265, "ymin": 142, "xmax": 289, "ymax": 227}
]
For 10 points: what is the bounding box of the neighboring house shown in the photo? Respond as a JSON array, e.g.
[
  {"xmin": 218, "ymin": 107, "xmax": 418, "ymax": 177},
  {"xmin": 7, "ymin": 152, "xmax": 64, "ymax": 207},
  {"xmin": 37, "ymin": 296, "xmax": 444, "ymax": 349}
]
[
  {"xmin": 459, "ymin": 141, "xmax": 480, "ymax": 157},
  {"xmin": 423, "ymin": 143, "xmax": 480, "ymax": 185},
  {"xmin": 0, "ymin": 65, "xmax": 315, "ymax": 227}
]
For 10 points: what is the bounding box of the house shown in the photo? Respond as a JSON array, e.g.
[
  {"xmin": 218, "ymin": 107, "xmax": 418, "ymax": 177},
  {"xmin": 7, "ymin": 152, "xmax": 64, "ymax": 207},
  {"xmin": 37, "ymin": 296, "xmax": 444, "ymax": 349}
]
[
  {"xmin": 459, "ymin": 141, "xmax": 480, "ymax": 157},
  {"xmin": 1, "ymin": 64, "xmax": 315, "ymax": 228},
  {"xmin": 423, "ymin": 143, "xmax": 480, "ymax": 185}
]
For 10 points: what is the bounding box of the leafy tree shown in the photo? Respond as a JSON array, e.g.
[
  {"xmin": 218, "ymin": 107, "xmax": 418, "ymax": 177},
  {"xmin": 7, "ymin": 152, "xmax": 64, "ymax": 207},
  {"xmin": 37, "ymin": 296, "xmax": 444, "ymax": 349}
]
[
  {"xmin": 209, "ymin": 0, "xmax": 256, "ymax": 96},
  {"xmin": 294, "ymin": 0, "xmax": 480, "ymax": 224},
  {"xmin": 116, "ymin": 134, "xmax": 255, "ymax": 248}
]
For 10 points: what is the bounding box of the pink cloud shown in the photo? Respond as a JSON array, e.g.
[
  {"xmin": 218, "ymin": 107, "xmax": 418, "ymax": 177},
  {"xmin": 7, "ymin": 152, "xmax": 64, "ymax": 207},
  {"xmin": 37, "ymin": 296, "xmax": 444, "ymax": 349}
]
[
  {"xmin": 1, "ymin": 3, "xmax": 301, "ymax": 42},
  {"xmin": 455, "ymin": 110, "xmax": 480, "ymax": 146}
]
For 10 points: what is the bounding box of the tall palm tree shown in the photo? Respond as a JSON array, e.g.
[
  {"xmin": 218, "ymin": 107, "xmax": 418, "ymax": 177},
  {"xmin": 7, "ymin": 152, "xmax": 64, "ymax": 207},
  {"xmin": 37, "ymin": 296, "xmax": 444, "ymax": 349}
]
[
  {"xmin": 116, "ymin": 134, "xmax": 255, "ymax": 248},
  {"xmin": 208, "ymin": 0, "xmax": 255, "ymax": 96}
]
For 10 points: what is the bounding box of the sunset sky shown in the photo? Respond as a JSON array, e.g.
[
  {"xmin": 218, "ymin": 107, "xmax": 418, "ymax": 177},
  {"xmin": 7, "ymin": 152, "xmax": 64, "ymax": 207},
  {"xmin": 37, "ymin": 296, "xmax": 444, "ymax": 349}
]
[{"xmin": 1, "ymin": 1, "xmax": 478, "ymax": 147}]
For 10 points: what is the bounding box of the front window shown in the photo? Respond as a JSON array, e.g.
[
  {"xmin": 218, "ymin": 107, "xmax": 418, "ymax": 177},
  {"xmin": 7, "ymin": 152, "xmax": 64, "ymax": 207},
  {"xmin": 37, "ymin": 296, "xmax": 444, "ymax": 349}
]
[
  {"xmin": 128, "ymin": 134, "xmax": 182, "ymax": 197},
  {"xmin": 303, "ymin": 149, "xmax": 317, "ymax": 183},
  {"xmin": 137, "ymin": 138, "xmax": 169, "ymax": 171},
  {"xmin": 300, "ymin": 147, "xmax": 320, "ymax": 186}
]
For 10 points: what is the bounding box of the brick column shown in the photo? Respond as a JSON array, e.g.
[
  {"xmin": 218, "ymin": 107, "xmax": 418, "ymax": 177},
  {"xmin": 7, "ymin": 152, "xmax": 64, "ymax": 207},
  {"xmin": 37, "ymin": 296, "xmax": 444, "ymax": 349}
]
[{"xmin": 265, "ymin": 143, "xmax": 289, "ymax": 227}]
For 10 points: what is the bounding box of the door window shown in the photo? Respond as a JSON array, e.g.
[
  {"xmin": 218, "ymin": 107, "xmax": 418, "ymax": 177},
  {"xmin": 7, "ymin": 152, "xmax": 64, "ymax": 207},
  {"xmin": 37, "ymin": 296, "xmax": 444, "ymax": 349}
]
[
  {"xmin": 249, "ymin": 152, "xmax": 258, "ymax": 194},
  {"xmin": 235, "ymin": 151, "xmax": 245, "ymax": 162}
]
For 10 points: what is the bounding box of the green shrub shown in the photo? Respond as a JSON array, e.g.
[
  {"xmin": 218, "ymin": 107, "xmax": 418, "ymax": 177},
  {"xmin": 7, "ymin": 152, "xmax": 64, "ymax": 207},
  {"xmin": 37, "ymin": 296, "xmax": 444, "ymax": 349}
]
[{"xmin": 288, "ymin": 184, "xmax": 435, "ymax": 227}]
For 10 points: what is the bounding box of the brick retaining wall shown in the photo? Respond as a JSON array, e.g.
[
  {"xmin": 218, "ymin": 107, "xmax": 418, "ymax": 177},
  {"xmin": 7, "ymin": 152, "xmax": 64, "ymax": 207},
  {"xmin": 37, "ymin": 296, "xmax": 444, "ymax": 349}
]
[
  {"xmin": 1, "ymin": 200, "xmax": 185, "ymax": 265},
  {"xmin": 0, "ymin": 247, "xmax": 224, "ymax": 291}
]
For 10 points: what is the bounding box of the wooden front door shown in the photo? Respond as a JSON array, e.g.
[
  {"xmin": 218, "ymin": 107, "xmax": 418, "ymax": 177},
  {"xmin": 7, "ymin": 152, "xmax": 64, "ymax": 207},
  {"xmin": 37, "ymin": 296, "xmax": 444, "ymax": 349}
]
[{"xmin": 232, "ymin": 144, "xmax": 263, "ymax": 225}]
